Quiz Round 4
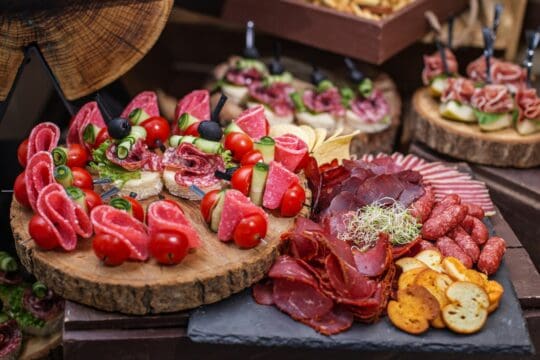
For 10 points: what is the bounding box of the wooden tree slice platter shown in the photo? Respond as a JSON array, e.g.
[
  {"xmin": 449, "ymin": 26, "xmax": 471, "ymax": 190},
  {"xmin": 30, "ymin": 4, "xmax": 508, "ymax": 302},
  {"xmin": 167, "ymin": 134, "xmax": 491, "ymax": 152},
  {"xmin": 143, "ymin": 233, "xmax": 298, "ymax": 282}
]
[
  {"xmin": 412, "ymin": 87, "xmax": 540, "ymax": 168},
  {"xmin": 11, "ymin": 188, "xmax": 310, "ymax": 315},
  {"xmin": 20, "ymin": 332, "xmax": 62, "ymax": 360},
  {"xmin": 0, "ymin": 0, "xmax": 173, "ymax": 101}
]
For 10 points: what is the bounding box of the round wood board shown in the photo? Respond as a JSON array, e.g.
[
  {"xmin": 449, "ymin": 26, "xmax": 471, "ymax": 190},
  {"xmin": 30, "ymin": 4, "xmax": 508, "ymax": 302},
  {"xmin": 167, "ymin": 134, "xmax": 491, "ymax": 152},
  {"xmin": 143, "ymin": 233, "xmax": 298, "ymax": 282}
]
[
  {"xmin": 210, "ymin": 56, "xmax": 401, "ymax": 155},
  {"xmin": 20, "ymin": 332, "xmax": 62, "ymax": 360},
  {"xmin": 11, "ymin": 186, "xmax": 310, "ymax": 315},
  {"xmin": 412, "ymin": 87, "xmax": 540, "ymax": 168}
]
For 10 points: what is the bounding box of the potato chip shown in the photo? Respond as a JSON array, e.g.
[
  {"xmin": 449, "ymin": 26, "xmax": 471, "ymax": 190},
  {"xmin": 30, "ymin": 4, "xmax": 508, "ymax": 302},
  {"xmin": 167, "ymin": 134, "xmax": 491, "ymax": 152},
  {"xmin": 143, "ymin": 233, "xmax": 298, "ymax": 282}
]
[{"xmin": 312, "ymin": 131, "xmax": 359, "ymax": 165}]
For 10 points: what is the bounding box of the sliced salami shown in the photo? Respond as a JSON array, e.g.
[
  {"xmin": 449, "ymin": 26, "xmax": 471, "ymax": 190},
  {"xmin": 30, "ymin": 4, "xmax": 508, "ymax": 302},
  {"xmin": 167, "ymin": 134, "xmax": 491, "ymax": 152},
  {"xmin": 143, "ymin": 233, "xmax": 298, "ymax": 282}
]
[
  {"xmin": 234, "ymin": 105, "xmax": 268, "ymax": 140},
  {"xmin": 174, "ymin": 89, "xmax": 210, "ymax": 122},
  {"xmin": 91, "ymin": 205, "xmax": 150, "ymax": 260},
  {"xmin": 302, "ymin": 88, "xmax": 345, "ymax": 117},
  {"xmin": 27, "ymin": 122, "xmax": 60, "ymax": 163},
  {"xmin": 262, "ymin": 161, "xmax": 300, "ymax": 210},
  {"xmin": 146, "ymin": 200, "xmax": 201, "ymax": 248},
  {"xmin": 67, "ymin": 101, "xmax": 106, "ymax": 150},
  {"xmin": 217, "ymin": 190, "xmax": 268, "ymax": 242},
  {"xmin": 274, "ymin": 134, "xmax": 308, "ymax": 172},
  {"xmin": 120, "ymin": 91, "xmax": 159, "ymax": 119},
  {"xmin": 25, "ymin": 152, "xmax": 55, "ymax": 212},
  {"xmin": 106, "ymin": 140, "xmax": 163, "ymax": 172}
]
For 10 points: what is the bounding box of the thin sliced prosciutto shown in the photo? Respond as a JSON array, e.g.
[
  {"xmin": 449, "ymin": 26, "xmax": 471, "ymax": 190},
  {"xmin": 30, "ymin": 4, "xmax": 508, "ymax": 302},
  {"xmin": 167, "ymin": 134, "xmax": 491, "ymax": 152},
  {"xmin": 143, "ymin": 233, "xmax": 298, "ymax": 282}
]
[
  {"xmin": 120, "ymin": 91, "xmax": 160, "ymax": 119},
  {"xmin": 106, "ymin": 140, "xmax": 163, "ymax": 172},
  {"xmin": 248, "ymin": 82, "xmax": 295, "ymax": 116},
  {"xmin": 302, "ymin": 88, "xmax": 345, "ymax": 116},
  {"xmin": 467, "ymin": 56, "xmax": 526, "ymax": 92},
  {"xmin": 274, "ymin": 134, "xmax": 308, "ymax": 172},
  {"xmin": 225, "ymin": 67, "xmax": 263, "ymax": 87},
  {"xmin": 91, "ymin": 205, "xmax": 150, "ymax": 260},
  {"xmin": 174, "ymin": 89, "xmax": 210, "ymax": 122},
  {"xmin": 25, "ymin": 152, "xmax": 55, "ymax": 212},
  {"xmin": 163, "ymin": 143, "xmax": 223, "ymax": 187},
  {"xmin": 349, "ymin": 90, "xmax": 390, "ymax": 124},
  {"xmin": 441, "ymin": 78, "xmax": 475, "ymax": 105},
  {"xmin": 471, "ymin": 84, "xmax": 514, "ymax": 113},
  {"xmin": 421, "ymin": 49, "xmax": 458, "ymax": 85},
  {"xmin": 67, "ymin": 101, "xmax": 106, "ymax": 150},
  {"xmin": 147, "ymin": 200, "xmax": 201, "ymax": 248},
  {"xmin": 36, "ymin": 183, "xmax": 93, "ymax": 251},
  {"xmin": 516, "ymin": 88, "xmax": 540, "ymax": 122},
  {"xmin": 27, "ymin": 122, "xmax": 60, "ymax": 163}
]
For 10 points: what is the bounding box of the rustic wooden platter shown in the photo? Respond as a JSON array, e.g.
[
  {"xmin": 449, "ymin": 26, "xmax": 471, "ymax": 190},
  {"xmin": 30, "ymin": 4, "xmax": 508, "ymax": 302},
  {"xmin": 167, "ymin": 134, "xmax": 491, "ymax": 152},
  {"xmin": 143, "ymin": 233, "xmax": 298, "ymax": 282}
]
[
  {"xmin": 10, "ymin": 188, "xmax": 310, "ymax": 315},
  {"xmin": 20, "ymin": 331, "xmax": 62, "ymax": 360},
  {"xmin": 412, "ymin": 87, "xmax": 540, "ymax": 168}
]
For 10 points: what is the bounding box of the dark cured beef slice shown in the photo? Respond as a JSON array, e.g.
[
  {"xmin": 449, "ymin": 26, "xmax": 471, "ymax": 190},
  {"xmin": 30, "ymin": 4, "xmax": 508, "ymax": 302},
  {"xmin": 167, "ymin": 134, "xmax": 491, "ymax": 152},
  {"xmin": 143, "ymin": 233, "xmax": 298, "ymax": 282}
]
[
  {"xmin": 391, "ymin": 236, "xmax": 422, "ymax": 259},
  {"xmin": 300, "ymin": 305, "xmax": 354, "ymax": 335},
  {"xmin": 398, "ymin": 181, "xmax": 425, "ymax": 208},
  {"xmin": 353, "ymin": 233, "xmax": 391, "ymax": 277},
  {"xmin": 396, "ymin": 170, "xmax": 423, "ymax": 184},
  {"xmin": 325, "ymin": 254, "xmax": 376, "ymax": 300},
  {"xmin": 252, "ymin": 281, "xmax": 274, "ymax": 306},
  {"xmin": 272, "ymin": 279, "xmax": 333, "ymax": 320},
  {"xmin": 323, "ymin": 191, "xmax": 358, "ymax": 218},
  {"xmin": 356, "ymin": 174, "xmax": 405, "ymax": 207},
  {"xmin": 0, "ymin": 320, "xmax": 22, "ymax": 358},
  {"xmin": 304, "ymin": 157, "xmax": 322, "ymax": 215},
  {"xmin": 268, "ymin": 256, "xmax": 318, "ymax": 287}
]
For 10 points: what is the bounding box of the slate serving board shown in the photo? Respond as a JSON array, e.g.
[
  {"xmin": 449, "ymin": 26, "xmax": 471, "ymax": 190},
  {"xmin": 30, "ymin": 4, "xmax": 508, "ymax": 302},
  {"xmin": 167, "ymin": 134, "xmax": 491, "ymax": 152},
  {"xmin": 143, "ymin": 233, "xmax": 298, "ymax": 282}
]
[{"xmin": 188, "ymin": 217, "xmax": 534, "ymax": 354}]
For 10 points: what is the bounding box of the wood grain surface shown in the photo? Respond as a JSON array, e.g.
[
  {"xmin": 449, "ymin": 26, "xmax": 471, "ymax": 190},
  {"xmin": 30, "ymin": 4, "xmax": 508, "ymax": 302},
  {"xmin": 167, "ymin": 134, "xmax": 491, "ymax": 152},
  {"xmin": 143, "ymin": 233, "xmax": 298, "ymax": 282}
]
[
  {"xmin": 412, "ymin": 88, "xmax": 540, "ymax": 168},
  {"xmin": 10, "ymin": 188, "xmax": 310, "ymax": 315},
  {"xmin": 0, "ymin": 0, "xmax": 173, "ymax": 101}
]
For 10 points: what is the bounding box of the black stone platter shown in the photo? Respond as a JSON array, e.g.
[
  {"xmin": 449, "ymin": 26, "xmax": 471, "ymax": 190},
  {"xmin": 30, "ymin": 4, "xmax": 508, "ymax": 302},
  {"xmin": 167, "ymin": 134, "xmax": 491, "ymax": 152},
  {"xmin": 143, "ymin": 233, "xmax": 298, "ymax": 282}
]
[{"xmin": 188, "ymin": 259, "xmax": 533, "ymax": 354}]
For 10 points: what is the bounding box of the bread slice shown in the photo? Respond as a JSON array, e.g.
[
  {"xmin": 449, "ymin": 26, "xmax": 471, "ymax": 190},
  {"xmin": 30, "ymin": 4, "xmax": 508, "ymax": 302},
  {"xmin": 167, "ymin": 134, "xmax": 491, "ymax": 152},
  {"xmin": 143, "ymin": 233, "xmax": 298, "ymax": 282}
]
[
  {"xmin": 295, "ymin": 112, "xmax": 337, "ymax": 130},
  {"xmin": 345, "ymin": 110, "xmax": 391, "ymax": 133},
  {"xmin": 163, "ymin": 170, "xmax": 223, "ymax": 201},
  {"xmin": 442, "ymin": 281, "xmax": 489, "ymax": 334},
  {"xmin": 398, "ymin": 268, "xmax": 425, "ymax": 290},
  {"xmin": 395, "ymin": 257, "xmax": 427, "ymax": 273},
  {"xmin": 441, "ymin": 256, "xmax": 468, "ymax": 281},
  {"xmin": 388, "ymin": 285, "xmax": 440, "ymax": 335},
  {"xmin": 415, "ymin": 250, "xmax": 443, "ymax": 273},
  {"xmin": 98, "ymin": 171, "xmax": 163, "ymax": 201}
]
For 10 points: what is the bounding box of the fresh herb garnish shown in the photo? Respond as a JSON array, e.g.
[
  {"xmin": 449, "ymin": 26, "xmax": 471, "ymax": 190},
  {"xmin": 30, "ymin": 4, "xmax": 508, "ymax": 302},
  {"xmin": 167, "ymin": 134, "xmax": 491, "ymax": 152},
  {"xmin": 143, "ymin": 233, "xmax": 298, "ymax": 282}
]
[{"xmin": 89, "ymin": 140, "xmax": 141, "ymax": 186}]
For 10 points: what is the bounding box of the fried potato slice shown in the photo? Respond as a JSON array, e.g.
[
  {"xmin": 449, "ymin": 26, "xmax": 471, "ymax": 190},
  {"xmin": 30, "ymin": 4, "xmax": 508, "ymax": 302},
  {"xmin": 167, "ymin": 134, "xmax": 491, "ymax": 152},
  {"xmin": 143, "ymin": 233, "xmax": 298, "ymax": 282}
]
[
  {"xmin": 464, "ymin": 269, "xmax": 488, "ymax": 289},
  {"xmin": 442, "ymin": 281, "xmax": 489, "ymax": 334},
  {"xmin": 398, "ymin": 268, "xmax": 425, "ymax": 290},
  {"xmin": 415, "ymin": 269, "xmax": 450, "ymax": 329},
  {"xmin": 415, "ymin": 250, "xmax": 443, "ymax": 273},
  {"xmin": 311, "ymin": 131, "xmax": 359, "ymax": 165},
  {"xmin": 388, "ymin": 285, "xmax": 440, "ymax": 335},
  {"xmin": 395, "ymin": 257, "xmax": 427, "ymax": 273},
  {"xmin": 441, "ymin": 256, "xmax": 468, "ymax": 281},
  {"xmin": 486, "ymin": 280, "xmax": 504, "ymax": 313}
]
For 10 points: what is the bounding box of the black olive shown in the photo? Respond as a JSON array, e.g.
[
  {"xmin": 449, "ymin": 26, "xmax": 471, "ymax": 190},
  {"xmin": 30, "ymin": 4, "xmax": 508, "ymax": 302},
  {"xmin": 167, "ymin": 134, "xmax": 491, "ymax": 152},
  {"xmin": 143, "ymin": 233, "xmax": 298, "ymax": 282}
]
[
  {"xmin": 269, "ymin": 60, "xmax": 284, "ymax": 75},
  {"xmin": 198, "ymin": 121, "xmax": 223, "ymax": 141},
  {"xmin": 108, "ymin": 117, "xmax": 131, "ymax": 140},
  {"xmin": 226, "ymin": 167, "xmax": 238, "ymax": 177},
  {"xmin": 310, "ymin": 68, "xmax": 326, "ymax": 86}
]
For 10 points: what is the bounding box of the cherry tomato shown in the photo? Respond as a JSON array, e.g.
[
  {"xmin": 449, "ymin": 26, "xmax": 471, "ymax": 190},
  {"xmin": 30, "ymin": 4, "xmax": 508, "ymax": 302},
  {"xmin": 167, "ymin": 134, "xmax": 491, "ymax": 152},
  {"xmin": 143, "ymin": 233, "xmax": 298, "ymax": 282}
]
[
  {"xmin": 92, "ymin": 233, "xmax": 130, "ymax": 266},
  {"xmin": 71, "ymin": 167, "xmax": 93, "ymax": 189},
  {"xmin": 200, "ymin": 189, "xmax": 220, "ymax": 223},
  {"xmin": 29, "ymin": 214, "xmax": 58, "ymax": 250},
  {"xmin": 280, "ymin": 183, "xmax": 305, "ymax": 217},
  {"xmin": 14, "ymin": 172, "xmax": 30, "ymax": 208},
  {"xmin": 240, "ymin": 149, "xmax": 264, "ymax": 166},
  {"xmin": 233, "ymin": 214, "xmax": 267, "ymax": 249},
  {"xmin": 123, "ymin": 196, "xmax": 145, "ymax": 223},
  {"xmin": 67, "ymin": 144, "xmax": 89, "ymax": 168},
  {"xmin": 149, "ymin": 230, "xmax": 189, "ymax": 265},
  {"xmin": 82, "ymin": 188, "xmax": 102, "ymax": 212},
  {"xmin": 94, "ymin": 128, "xmax": 109, "ymax": 148},
  {"xmin": 230, "ymin": 165, "xmax": 253, "ymax": 196},
  {"xmin": 184, "ymin": 122, "xmax": 200, "ymax": 137},
  {"xmin": 141, "ymin": 116, "xmax": 170, "ymax": 148},
  {"xmin": 224, "ymin": 132, "xmax": 253, "ymax": 162},
  {"xmin": 17, "ymin": 139, "xmax": 29, "ymax": 167}
]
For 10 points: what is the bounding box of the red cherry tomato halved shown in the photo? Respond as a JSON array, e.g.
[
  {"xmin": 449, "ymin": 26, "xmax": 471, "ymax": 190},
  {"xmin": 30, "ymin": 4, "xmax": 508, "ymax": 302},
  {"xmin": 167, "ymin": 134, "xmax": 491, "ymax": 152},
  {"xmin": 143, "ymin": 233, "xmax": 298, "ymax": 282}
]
[
  {"xmin": 29, "ymin": 214, "xmax": 58, "ymax": 250},
  {"xmin": 149, "ymin": 230, "xmax": 189, "ymax": 265},
  {"xmin": 240, "ymin": 149, "xmax": 264, "ymax": 166},
  {"xmin": 92, "ymin": 233, "xmax": 131, "ymax": 266},
  {"xmin": 67, "ymin": 144, "xmax": 89, "ymax": 168},
  {"xmin": 280, "ymin": 183, "xmax": 305, "ymax": 217},
  {"xmin": 82, "ymin": 188, "xmax": 102, "ymax": 212},
  {"xmin": 230, "ymin": 165, "xmax": 253, "ymax": 196},
  {"xmin": 184, "ymin": 122, "xmax": 200, "ymax": 137},
  {"xmin": 233, "ymin": 213, "xmax": 267, "ymax": 249},
  {"xmin": 200, "ymin": 189, "xmax": 221, "ymax": 223},
  {"xmin": 71, "ymin": 167, "xmax": 93, "ymax": 190},
  {"xmin": 123, "ymin": 196, "xmax": 145, "ymax": 223},
  {"xmin": 141, "ymin": 116, "xmax": 170, "ymax": 148},
  {"xmin": 14, "ymin": 172, "xmax": 30, "ymax": 208},
  {"xmin": 17, "ymin": 139, "xmax": 29, "ymax": 167},
  {"xmin": 224, "ymin": 132, "xmax": 254, "ymax": 162}
]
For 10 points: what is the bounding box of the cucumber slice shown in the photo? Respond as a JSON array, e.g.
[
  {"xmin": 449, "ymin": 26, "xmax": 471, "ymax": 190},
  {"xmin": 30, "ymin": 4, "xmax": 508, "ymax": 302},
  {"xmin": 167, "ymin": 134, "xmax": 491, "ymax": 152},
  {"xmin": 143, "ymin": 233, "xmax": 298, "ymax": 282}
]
[
  {"xmin": 224, "ymin": 122, "xmax": 245, "ymax": 135},
  {"xmin": 54, "ymin": 165, "xmax": 73, "ymax": 187},
  {"xmin": 130, "ymin": 126, "xmax": 147, "ymax": 140},
  {"xmin": 210, "ymin": 191, "xmax": 226, "ymax": 232},
  {"xmin": 254, "ymin": 136, "xmax": 275, "ymax": 163},
  {"xmin": 65, "ymin": 186, "xmax": 88, "ymax": 212},
  {"xmin": 83, "ymin": 124, "xmax": 100, "ymax": 145},
  {"xmin": 439, "ymin": 101, "xmax": 476, "ymax": 122},
  {"xmin": 249, "ymin": 162, "xmax": 269, "ymax": 206},
  {"xmin": 129, "ymin": 108, "xmax": 151, "ymax": 125},
  {"xmin": 290, "ymin": 92, "xmax": 307, "ymax": 112},
  {"xmin": 516, "ymin": 118, "xmax": 540, "ymax": 135},
  {"xmin": 180, "ymin": 135, "xmax": 197, "ymax": 145},
  {"xmin": 178, "ymin": 113, "xmax": 200, "ymax": 131},
  {"xmin": 264, "ymin": 72, "xmax": 293, "ymax": 85},
  {"xmin": 194, "ymin": 138, "xmax": 223, "ymax": 154},
  {"xmin": 52, "ymin": 147, "xmax": 68, "ymax": 166},
  {"xmin": 169, "ymin": 135, "xmax": 182, "ymax": 147},
  {"xmin": 474, "ymin": 110, "xmax": 512, "ymax": 131}
]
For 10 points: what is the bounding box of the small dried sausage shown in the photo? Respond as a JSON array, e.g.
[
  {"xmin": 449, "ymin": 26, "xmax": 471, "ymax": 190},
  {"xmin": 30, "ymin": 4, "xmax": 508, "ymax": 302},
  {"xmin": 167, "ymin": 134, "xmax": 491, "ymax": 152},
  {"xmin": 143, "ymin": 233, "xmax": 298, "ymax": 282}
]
[
  {"xmin": 409, "ymin": 187, "xmax": 435, "ymax": 223},
  {"xmin": 463, "ymin": 203, "xmax": 485, "ymax": 219},
  {"xmin": 448, "ymin": 226, "xmax": 480, "ymax": 262},
  {"xmin": 421, "ymin": 205, "xmax": 467, "ymax": 240},
  {"xmin": 461, "ymin": 215, "xmax": 489, "ymax": 245},
  {"xmin": 430, "ymin": 194, "xmax": 461, "ymax": 218},
  {"xmin": 436, "ymin": 236, "xmax": 473, "ymax": 269},
  {"xmin": 478, "ymin": 237, "xmax": 506, "ymax": 275}
]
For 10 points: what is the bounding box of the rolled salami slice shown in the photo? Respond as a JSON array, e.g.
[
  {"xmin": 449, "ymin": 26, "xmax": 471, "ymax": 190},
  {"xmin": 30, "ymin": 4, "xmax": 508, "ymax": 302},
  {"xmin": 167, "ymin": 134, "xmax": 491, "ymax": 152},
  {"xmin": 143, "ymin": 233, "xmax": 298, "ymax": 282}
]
[
  {"xmin": 147, "ymin": 200, "xmax": 201, "ymax": 249},
  {"xmin": 25, "ymin": 152, "xmax": 55, "ymax": 212},
  {"xmin": 67, "ymin": 101, "xmax": 106, "ymax": 150},
  {"xmin": 91, "ymin": 205, "xmax": 150, "ymax": 261},
  {"xmin": 174, "ymin": 89, "xmax": 210, "ymax": 122},
  {"xmin": 120, "ymin": 91, "xmax": 159, "ymax": 119},
  {"xmin": 27, "ymin": 122, "xmax": 60, "ymax": 163},
  {"xmin": 274, "ymin": 134, "xmax": 308, "ymax": 172}
]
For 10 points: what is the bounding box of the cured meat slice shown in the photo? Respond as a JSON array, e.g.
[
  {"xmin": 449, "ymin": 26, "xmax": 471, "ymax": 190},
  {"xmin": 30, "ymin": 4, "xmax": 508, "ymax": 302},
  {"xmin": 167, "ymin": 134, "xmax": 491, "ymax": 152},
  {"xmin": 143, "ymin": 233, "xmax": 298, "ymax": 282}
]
[
  {"xmin": 91, "ymin": 205, "xmax": 150, "ymax": 260},
  {"xmin": 0, "ymin": 320, "xmax": 22, "ymax": 358},
  {"xmin": 262, "ymin": 161, "xmax": 300, "ymax": 210},
  {"xmin": 174, "ymin": 89, "xmax": 210, "ymax": 122},
  {"xmin": 147, "ymin": 200, "xmax": 201, "ymax": 248},
  {"xmin": 225, "ymin": 67, "xmax": 263, "ymax": 86},
  {"xmin": 516, "ymin": 88, "xmax": 540, "ymax": 122},
  {"xmin": 67, "ymin": 101, "xmax": 106, "ymax": 150},
  {"xmin": 352, "ymin": 233, "xmax": 391, "ymax": 277},
  {"xmin": 325, "ymin": 253, "xmax": 376, "ymax": 300},
  {"xmin": 471, "ymin": 85, "xmax": 514, "ymax": 113},
  {"xmin": 106, "ymin": 140, "xmax": 163, "ymax": 172},
  {"xmin": 234, "ymin": 105, "xmax": 268, "ymax": 140},
  {"xmin": 273, "ymin": 279, "xmax": 333, "ymax": 320},
  {"xmin": 391, "ymin": 236, "xmax": 422, "ymax": 259},
  {"xmin": 436, "ymin": 236, "xmax": 473, "ymax": 269},
  {"xmin": 25, "ymin": 152, "xmax": 55, "ymax": 212},
  {"xmin": 269, "ymin": 256, "xmax": 318, "ymax": 286},
  {"xmin": 300, "ymin": 306, "xmax": 354, "ymax": 335},
  {"xmin": 350, "ymin": 90, "xmax": 390, "ymax": 124},
  {"xmin": 274, "ymin": 134, "xmax": 308, "ymax": 172},
  {"xmin": 248, "ymin": 82, "xmax": 295, "ymax": 116},
  {"xmin": 217, "ymin": 190, "xmax": 268, "ymax": 242},
  {"xmin": 302, "ymin": 88, "xmax": 345, "ymax": 116},
  {"xmin": 36, "ymin": 183, "xmax": 93, "ymax": 251},
  {"xmin": 120, "ymin": 91, "xmax": 159, "ymax": 119},
  {"xmin": 355, "ymin": 174, "xmax": 405, "ymax": 207},
  {"xmin": 252, "ymin": 281, "xmax": 274, "ymax": 306},
  {"xmin": 441, "ymin": 77, "xmax": 475, "ymax": 104},
  {"xmin": 27, "ymin": 122, "xmax": 60, "ymax": 163},
  {"xmin": 421, "ymin": 49, "xmax": 458, "ymax": 85}
]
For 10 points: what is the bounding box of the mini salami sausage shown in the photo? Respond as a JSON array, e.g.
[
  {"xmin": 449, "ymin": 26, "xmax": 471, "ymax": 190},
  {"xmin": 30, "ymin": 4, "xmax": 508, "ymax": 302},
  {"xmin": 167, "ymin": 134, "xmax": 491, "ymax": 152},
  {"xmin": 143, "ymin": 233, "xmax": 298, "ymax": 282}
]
[
  {"xmin": 430, "ymin": 194, "xmax": 461, "ymax": 218},
  {"xmin": 477, "ymin": 237, "xmax": 506, "ymax": 275},
  {"xmin": 463, "ymin": 203, "xmax": 485, "ymax": 219},
  {"xmin": 436, "ymin": 236, "xmax": 473, "ymax": 269},
  {"xmin": 408, "ymin": 187, "xmax": 435, "ymax": 223},
  {"xmin": 448, "ymin": 226, "xmax": 480, "ymax": 262},
  {"xmin": 461, "ymin": 215, "xmax": 489, "ymax": 245},
  {"xmin": 421, "ymin": 204, "xmax": 467, "ymax": 240}
]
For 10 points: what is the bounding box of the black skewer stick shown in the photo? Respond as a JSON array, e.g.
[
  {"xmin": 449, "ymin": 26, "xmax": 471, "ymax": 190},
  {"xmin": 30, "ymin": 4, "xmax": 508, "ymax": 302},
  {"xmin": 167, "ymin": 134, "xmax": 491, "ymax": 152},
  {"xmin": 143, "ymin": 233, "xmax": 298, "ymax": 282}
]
[
  {"xmin": 482, "ymin": 27, "xmax": 494, "ymax": 84},
  {"xmin": 214, "ymin": 170, "xmax": 232, "ymax": 181},
  {"xmin": 93, "ymin": 178, "xmax": 113, "ymax": 185},
  {"xmin": 435, "ymin": 40, "xmax": 450, "ymax": 76},
  {"xmin": 243, "ymin": 21, "xmax": 259, "ymax": 59},
  {"xmin": 95, "ymin": 92, "xmax": 113, "ymax": 123},
  {"xmin": 269, "ymin": 41, "xmax": 285, "ymax": 75},
  {"xmin": 492, "ymin": 4, "xmax": 503, "ymax": 39},
  {"xmin": 154, "ymin": 139, "xmax": 166, "ymax": 152},
  {"xmin": 211, "ymin": 94, "xmax": 228, "ymax": 123},
  {"xmin": 447, "ymin": 16, "xmax": 454, "ymax": 49},
  {"xmin": 129, "ymin": 192, "xmax": 137, "ymax": 199},
  {"xmin": 101, "ymin": 187, "xmax": 120, "ymax": 200},
  {"xmin": 344, "ymin": 58, "xmax": 365, "ymax": 84},
  {"xmin": 524, "ymin": 30, "xmax": 540, "ymax": 88},
  {"xmin": 310, "ymin": 65, "xmax": 326, "ymax": 86}
]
